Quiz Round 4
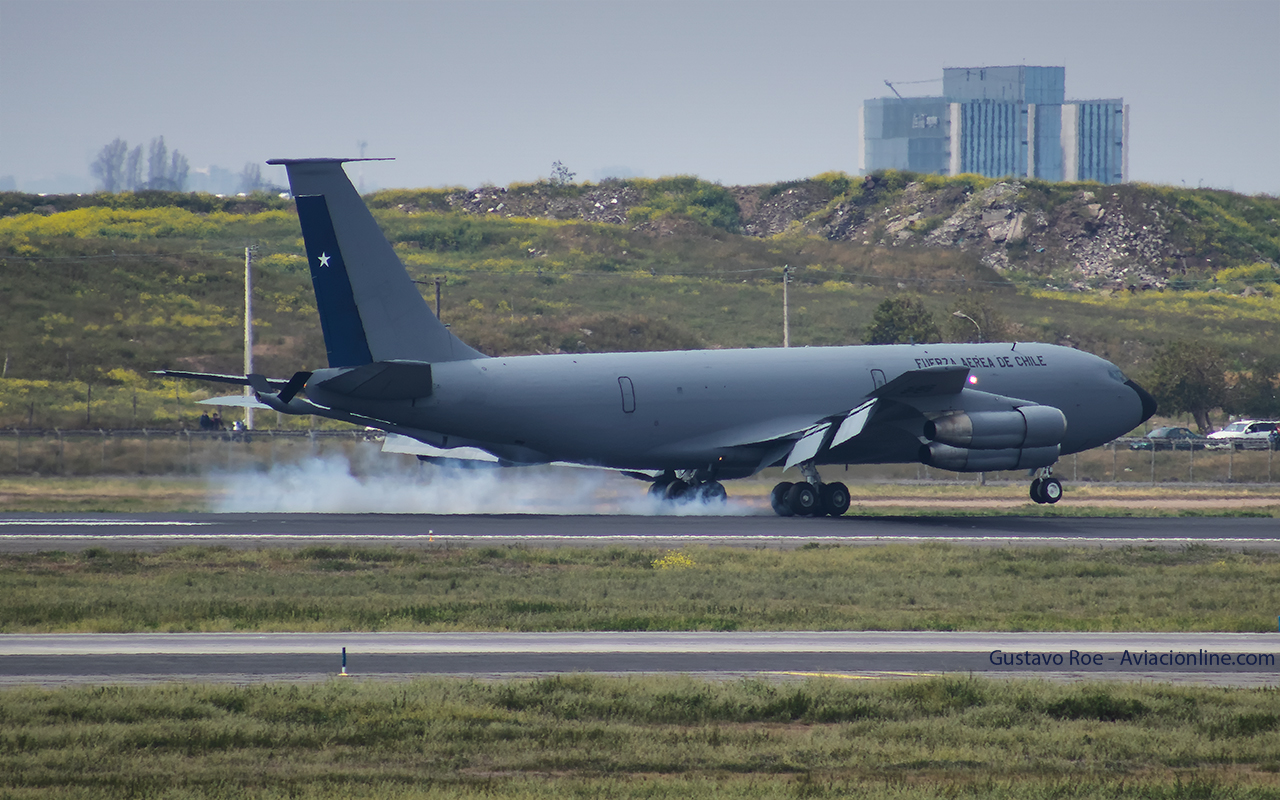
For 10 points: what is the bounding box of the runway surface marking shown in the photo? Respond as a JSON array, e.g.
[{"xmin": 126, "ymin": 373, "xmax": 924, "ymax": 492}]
[
  {"xmin": 769, "ymin": 671, "xmax": 931, "ymax": 680},
  {"xmin": 5, "ymin": 631, "xmax": 1277, "ymax": 656},
  {"xmin": 0, "ymin": 533, "xmax": 1272, "ymax": 548}
]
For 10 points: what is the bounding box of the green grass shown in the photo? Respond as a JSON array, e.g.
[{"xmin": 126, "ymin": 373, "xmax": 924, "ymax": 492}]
[
  {"xmin": 3, "ymin": 543, "xmax": 1279, "ymax": 633},
  {"xmin": 1, "ymin": 676, "xmax": 1278, "ymax": 798}
]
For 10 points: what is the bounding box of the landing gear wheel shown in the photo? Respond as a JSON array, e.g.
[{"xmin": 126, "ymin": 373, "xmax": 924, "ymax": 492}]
[
  {"xmin": 1040, "ymin": 478, "xmax": 1063, "ymax": 504},
  {"xmin": 786, "ymin": 482, "xmax": 819, "ymax": 516},
  {"xmin": 663, "ymin": 480, "xmax": 690, "ymax": 502},
  {"xmin": 770, "ymin": 482, "xmax": 795, "ymax": 517},
  {"xmin": 648, "ymin": 481, "xmax": 668, "ymax": 499},
  {"xmin": 1029, "ymin": 478, "xmax": 1044, "ymax": 504},
  {"xmin": 699, "ymin": 481, "xmax": 728, "ymax": 503},
  {"xmin": 819, "ymin": 482, "xmax": 851, "ymax": 517}
]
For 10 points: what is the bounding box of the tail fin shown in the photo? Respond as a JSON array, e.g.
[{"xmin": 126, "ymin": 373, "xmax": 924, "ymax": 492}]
[{"xmin": 268, "ymin": 158, "xmax": 484, "ymax": 366}]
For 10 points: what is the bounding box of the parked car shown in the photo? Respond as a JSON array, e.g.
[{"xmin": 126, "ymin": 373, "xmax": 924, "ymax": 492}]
[
  {"xmin": 1129, "ymin": 426, "xmax": 1211, "ymax": 451},
  {"xmin": 1206, "ymin": 420, "xmax": 1280, "ymax": 450}
]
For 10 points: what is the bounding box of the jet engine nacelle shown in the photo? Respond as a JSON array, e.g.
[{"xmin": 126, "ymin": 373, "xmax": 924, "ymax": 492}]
[
  {"xmin": 923, "ymin": 406, "xmax": 1066, "ymax": 450},
  {"xmin": 920, "ymin": 443, "xmax": 1061, "ymax": 472}
]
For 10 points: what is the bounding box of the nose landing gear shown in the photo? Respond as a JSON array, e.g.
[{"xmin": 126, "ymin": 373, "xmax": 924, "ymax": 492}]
[
  {"xmin": 1029, "ymin": 466, "xmax": 1063, "ymax": 504},
  {"xmin": 770, "ymin": 463, "xmax": 850, "ymax": 517}
]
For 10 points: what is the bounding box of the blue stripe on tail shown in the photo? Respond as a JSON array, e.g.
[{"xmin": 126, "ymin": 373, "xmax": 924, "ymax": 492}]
[{"xmin": 295, "ymin": 194, "xmax": 373, "ymax": 367}]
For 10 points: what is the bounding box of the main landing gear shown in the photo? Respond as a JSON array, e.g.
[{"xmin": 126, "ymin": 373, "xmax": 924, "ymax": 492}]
[
  {"xmin": 770, "ymin": 463, "xmax": 851, "ymax": 517},
  {"xmin": 1029, "ymin": 466, "xmax": 1063, "ymax": 504},
  {"xmin": 648, "ymin": 471, "xmax": 728, "ymax": 504}
]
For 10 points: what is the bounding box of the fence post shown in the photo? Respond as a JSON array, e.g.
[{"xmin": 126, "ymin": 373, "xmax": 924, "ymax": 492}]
[
  {"xmin": 100, "ymin": 429, "xmax": 107, "ymax": 471},
  {"xmin": 13, "ymin": 428, "xmax": 19, "ymax": 473},
  {"xmin": 1151, "ymin": 445, "xmax": 1156, "ymax": 485},
  {"xmin": 142, "ymin": 429, "xmax": 149, "ymax": 474},
  {"xmin": 55, "ymin": 429, "xmax": 64, "ymax": 475},
  {"xmin": 1111, "ymin": 442, "xmax": 1117, "ymax": 482},
  {"xmin": 1189, "ymin": 445, "xmax": 1194, "ymax": 483},
  {"xmin": 1228, "ymin": 445, "xmax": 1234, "ymax": 483},
  {"xmin": 185, "ymin": 430, "xmax": 192, "ymax": 474}
]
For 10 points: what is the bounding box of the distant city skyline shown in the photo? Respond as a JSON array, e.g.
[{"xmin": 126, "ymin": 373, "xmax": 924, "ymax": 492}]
[{"xmin": 1, "ymin": 0, "xmax": 1276, "ymax": 195}]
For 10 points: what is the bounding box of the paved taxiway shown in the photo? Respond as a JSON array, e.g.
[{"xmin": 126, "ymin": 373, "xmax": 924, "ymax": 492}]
[
  {"xmin": 2, "ymin": 632, "xmax": 1276, "ymax": 687},
  {"xmin": 0, "ymin": 512, "xmax": 1277, "ymax": 551}
]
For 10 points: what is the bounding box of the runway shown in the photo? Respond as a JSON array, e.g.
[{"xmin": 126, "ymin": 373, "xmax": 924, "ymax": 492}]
[
  {"xmin": 2, "ymin": 632, "xmax": 1275, "ymax": 687},
  {"xmin": 0, "ymin": 512, "xmax": 1277, "ymax": 551}
]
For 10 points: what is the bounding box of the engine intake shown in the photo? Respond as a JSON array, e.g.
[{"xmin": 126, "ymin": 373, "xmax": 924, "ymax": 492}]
[{"xmin": 924, "ymin": 406, "xmax": 1066, "ymax": 450}]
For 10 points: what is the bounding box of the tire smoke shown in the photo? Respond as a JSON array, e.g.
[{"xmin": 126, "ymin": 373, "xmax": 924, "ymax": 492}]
[{"xmin": 210, "ymin": 454, "xmax": 761, "ymax": 516}]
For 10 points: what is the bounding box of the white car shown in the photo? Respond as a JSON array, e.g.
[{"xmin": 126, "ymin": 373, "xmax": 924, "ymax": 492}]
[{"xmin": 1207, "ymin": 420, "xmax": 1280, "ymax": 450}]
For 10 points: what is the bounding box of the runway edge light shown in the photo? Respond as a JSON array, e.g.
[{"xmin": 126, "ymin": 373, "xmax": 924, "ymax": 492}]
[{"xmin": 340, "ymin": 646, "xmax": 348, "ymax": 677}]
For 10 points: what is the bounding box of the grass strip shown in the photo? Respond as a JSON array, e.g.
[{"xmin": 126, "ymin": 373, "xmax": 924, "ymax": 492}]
[
  {"xmin": 3, "ymin": 543, "xmax": 1279, "ymax": 633},
  {"xmin": 1, "ymin": 675, "xmax": 1278, "ymax": 799}
]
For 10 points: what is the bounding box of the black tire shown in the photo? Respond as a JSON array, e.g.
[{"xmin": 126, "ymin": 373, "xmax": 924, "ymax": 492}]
[
  {"xmin": 786, "ymin": 482, "xmax": 819, "ymax": 516},
  {"xmin": 699, "ymin": 481, "xmax": 728, "ymax": 503},
  {"xmin": 770, "ymin": 482, "xmax": 795, "ymax": 516},
  {"xmin": 663, "ymin": 480, "xmax": 690, "ymax": 502},
  {"xmin": 1029, "ymin": 478, "xmax": 1044, "ymax": 504},
  {"xmin": 820, "ymin": 482, "xmax": 851, "ymax": 517},
  {"xmin": 1041, "ymin": 478, "xmax": 1063, "ymax": 504},
  {"xmin": 648, "ymin": 481, "xmax": 668, "ymax": 498}
]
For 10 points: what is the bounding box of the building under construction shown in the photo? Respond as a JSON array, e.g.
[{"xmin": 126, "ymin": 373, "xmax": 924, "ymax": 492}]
[{"xmin": 861, "ymin": 66, "xmax": 1127, "ymax": 183}]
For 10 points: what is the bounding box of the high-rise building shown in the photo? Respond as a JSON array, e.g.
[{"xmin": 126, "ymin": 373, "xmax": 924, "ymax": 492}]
[{"xmin": 860, "ymin": 66, "xmax": 1128, "ymax": 183}]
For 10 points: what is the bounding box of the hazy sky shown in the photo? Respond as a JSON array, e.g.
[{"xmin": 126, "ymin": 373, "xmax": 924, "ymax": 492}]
[{"xmin": 2, "ymin": 0, "xmax": 1276, "ymax": 194}]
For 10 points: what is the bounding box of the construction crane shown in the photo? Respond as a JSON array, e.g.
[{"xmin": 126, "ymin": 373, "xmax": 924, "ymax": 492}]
[{"xmin": 883, "ymin": 78, "xmax": 942, "ymax": 98}]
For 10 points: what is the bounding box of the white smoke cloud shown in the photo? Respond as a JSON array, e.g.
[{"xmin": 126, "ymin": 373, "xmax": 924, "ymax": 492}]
[{"xmin": 210, "ymin": 454, "xmax": 763, "ymax": 516}]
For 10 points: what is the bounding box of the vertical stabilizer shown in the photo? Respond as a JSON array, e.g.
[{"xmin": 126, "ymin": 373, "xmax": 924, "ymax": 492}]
[{"xmin": 268, "ymin": 158, "xmax": 485, "ymax": 365}]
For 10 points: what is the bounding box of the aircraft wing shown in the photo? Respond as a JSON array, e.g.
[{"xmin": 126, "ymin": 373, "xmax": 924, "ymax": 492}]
[{"xmin": 731, "ymin": 367, "xmax": 973, "ymax": 472}]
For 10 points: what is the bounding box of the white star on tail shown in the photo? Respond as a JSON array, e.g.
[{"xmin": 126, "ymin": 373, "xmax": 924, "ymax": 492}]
[{"xmin": 318, "ymin": 252, "xmax": 331, "ymax": 268}]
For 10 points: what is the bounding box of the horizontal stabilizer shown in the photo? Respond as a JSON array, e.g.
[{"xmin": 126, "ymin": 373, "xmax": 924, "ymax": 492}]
[
  {"xmin": 381, "ymin": 433, "xmax": 498, "ymax": 462},
  {"xmin": 315, "ymin": 361, "xmax": 434, "ymax": 400},
  {"xmin": 153, "ymin": 369, "xmax": 290, "ymax": 390},
  {"xmin": 198, "ymin": 395, "xmax": 273, "ymax": 410}
]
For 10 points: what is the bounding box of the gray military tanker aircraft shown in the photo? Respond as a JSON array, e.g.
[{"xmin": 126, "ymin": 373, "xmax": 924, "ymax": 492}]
[{"xmin": 157, "ymin": 158, "xmax": 1157, "ymax": 516}]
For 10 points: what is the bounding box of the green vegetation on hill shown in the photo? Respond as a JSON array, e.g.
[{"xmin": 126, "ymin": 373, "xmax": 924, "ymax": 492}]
[{"xmin": 0, "ymin": 178, "xmax": 1276, "ymax": 429}]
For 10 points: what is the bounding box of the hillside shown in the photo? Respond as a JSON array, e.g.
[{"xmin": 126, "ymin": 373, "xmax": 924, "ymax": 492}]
[
  {"xmin": 0, "ymin": 175, "xmax": 1276, "ymax": 429},
  {"xmin": 369, "ymin": 171, "xmax": 1280, "ymax": 291}
]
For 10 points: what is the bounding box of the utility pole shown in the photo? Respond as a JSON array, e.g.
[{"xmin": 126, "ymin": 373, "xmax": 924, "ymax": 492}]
[
  {"xmin": 782, "ymin": 265, "xmax": 793, "ymax": 348},
  {"xmin": 244, "ymin": 246, "xmax": 255, "ymax": 430}
]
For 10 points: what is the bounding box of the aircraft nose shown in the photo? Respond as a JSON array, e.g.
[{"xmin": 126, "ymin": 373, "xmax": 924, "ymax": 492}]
[{"xmin": 1126, "ymin": 379, "xmax": 1158, "ymax": 424}]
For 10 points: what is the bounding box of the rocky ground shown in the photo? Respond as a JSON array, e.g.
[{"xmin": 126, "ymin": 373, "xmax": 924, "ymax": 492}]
[{"xmin": 395, "ymin": 176, "xmax": 1277, "ymax": 291}]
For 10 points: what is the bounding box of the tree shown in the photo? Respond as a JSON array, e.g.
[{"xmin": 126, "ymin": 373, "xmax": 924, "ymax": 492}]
[
  {"xmin": 550, "ymin": 160, "xmax": 575, "ymax": 186},
  {"xmin": 124, "ymin": 145, "xmax": 144, "ymax": 191},
  {"xmin": 169, "ymin": 150, "xmax": 189, "ymax": 192},
  {"xmin": 1145, "ymin": 340, "xmax": 1226, "ymax": 433},
  {"xmin": 147, "ymin": 137, "xmax": 170, "ymax": 189},
  {"xmin": 89, "ymin": 138, "xmax": 128, "ymax": 192},
  {"xmin": 945, "ymin": 298, "xmax": 1014, "ymax": 343},
  {"xmin": 1225, "ymin": 356, "xmax": 1280, "ymax": 420},
  {"xmin": 865, "ymin": 296, "xmax": 941, "ymax": 345}
]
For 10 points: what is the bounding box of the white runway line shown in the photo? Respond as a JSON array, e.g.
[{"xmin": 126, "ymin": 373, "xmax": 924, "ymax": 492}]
[{"xmin": 5, "ymin": 631, "xmax": 1278, "ymax": 656}]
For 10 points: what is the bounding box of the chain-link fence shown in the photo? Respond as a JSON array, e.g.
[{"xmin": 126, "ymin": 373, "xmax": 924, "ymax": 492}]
[{"xmin": 0, "ymin": 430, "xmax": 1276, "ymax": 485}]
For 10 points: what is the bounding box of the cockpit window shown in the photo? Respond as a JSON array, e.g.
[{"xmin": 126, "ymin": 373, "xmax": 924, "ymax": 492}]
[{"xmin": 1107, "ymin": 366, "xmax": 1128, "ymax": 383}]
